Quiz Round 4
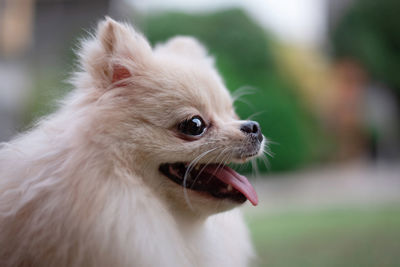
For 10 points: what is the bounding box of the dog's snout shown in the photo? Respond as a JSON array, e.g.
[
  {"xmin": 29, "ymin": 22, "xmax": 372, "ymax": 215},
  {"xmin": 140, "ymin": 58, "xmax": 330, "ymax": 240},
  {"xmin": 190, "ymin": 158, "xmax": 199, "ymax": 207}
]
[{"xmin": 240, "ymin": 121, "xmax": 263, "ymax": 142}]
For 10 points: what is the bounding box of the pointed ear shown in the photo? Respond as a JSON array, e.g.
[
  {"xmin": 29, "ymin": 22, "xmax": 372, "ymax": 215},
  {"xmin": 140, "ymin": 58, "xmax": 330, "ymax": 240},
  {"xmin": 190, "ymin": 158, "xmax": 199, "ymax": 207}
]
[
  {"xmin": 97, "ymin": 16, "xmax": 122, "ymax": 55},
  {"xmin": 79, "ymin": 17, "xmax": 152, "ymax": 89},
  {"xmin": 98, "ymin": 17, "xmax": 132, "ymax": 87},
  {"xmin": 154, "ymin": 36, "xmax": 208, "ymax": 59}
]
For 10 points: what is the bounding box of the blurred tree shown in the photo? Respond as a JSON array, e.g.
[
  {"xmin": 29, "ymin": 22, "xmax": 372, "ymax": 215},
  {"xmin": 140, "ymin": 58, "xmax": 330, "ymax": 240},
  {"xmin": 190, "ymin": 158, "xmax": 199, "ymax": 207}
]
[
  {"xmin": 331, "ymin": 0, "xmax": 400, "ymax": 97},
  {"xmin": 139, "ymin": 9, "xmax": 321, "ymax": 172}
]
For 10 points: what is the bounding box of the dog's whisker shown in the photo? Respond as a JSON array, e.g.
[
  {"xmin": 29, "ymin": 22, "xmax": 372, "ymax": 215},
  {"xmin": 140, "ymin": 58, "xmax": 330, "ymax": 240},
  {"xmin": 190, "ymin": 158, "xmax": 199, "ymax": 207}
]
[
  {"xmin": 251, "ymin": 158, "xmax": 260, "ymax": 178},
  {"xmin": 189, "ymin": 147, "xmax": 227, "ymax": 191},
  {"xmin": 263, "ymin": 139, "xmax": 274, "ymax": 158},
  {"xmin": 246, "ymin": 110, "xmax": 266, "ymax": 121},
  {"xmin": 260, "ymin": 154, "xmax": 271, "ymax": 171},
  {"xmin": 207, "ymin": 149, "xmax": 234, "ymax": 184},
  {"xmin": 183, "ymin": 147, "xmax": 220, "ymax": 210},
  {"xmin": 231, "ymin": 85, "xmax": 257, "ymax": 103},
  {"xmin": 190, "ymin": 146, "xmax": 230, "ymax": 189}
]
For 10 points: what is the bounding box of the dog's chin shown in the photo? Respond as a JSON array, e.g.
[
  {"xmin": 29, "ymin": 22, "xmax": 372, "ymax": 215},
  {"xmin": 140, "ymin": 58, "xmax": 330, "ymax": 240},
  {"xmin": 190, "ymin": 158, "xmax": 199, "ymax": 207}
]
[
  {"xmin": 231, "ymin": 141, "xmax": 264, "ymax": 164},
  {"xmin": 162, "ymin": 178, "xmax": 247, "ymax": 216}
]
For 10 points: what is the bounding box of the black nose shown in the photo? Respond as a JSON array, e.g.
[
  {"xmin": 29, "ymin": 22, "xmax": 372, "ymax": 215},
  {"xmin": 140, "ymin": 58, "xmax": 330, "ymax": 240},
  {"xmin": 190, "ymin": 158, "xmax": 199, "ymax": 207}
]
[{"xmin": 240, "ymin": 121, "xmax": 263, "ymax": 143}]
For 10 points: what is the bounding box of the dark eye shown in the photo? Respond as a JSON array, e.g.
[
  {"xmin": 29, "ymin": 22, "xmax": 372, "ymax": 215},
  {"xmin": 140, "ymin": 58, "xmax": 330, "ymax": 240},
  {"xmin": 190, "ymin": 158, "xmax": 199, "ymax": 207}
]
[{"xmin": 178, "ymin": 116, "xmax": 206, "ymax": 136}]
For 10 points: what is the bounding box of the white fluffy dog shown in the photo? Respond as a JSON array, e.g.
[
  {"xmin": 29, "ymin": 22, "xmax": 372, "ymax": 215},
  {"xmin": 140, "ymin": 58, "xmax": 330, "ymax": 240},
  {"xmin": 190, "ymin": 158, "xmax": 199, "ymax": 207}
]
[{"xmin": 0, "ymin": 17, "xmax": 264, "ymax": 267}]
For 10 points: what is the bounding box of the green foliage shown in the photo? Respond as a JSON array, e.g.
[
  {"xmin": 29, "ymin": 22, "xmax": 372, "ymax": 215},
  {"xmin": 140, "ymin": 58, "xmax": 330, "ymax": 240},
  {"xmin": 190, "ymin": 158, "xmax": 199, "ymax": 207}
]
[
  {"xmin": 331, "ymin": 0, "xmax": 400, "ymax": 95},
  {"xmin": 140, "ymin": 9, "xmax": 318, "ymax": 172}
]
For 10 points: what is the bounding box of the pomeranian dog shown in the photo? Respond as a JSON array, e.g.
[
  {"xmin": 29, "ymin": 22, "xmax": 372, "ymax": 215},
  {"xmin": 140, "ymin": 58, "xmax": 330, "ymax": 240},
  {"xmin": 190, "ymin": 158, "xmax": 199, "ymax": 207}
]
[{"xmin": 0, "ymin": 17, "xmax": 265, "ymax": 267}]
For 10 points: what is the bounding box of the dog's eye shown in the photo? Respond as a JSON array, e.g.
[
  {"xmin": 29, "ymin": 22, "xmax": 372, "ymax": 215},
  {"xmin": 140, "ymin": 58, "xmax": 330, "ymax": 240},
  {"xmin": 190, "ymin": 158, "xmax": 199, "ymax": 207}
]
[{"xmin": 178, "ymin": 116, "xmax": 206, "ymax": 136}]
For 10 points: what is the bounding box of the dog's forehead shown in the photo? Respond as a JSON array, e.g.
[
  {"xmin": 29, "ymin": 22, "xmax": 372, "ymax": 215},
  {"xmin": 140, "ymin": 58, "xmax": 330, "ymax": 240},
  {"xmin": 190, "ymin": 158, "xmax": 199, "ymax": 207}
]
[
  {"xmin": 190, "ymin": 69, "xmax": 231, "ymax": 104},
  {"xmin": 156, "ymin": 60, "xmax": 233, "ymax": 116}
]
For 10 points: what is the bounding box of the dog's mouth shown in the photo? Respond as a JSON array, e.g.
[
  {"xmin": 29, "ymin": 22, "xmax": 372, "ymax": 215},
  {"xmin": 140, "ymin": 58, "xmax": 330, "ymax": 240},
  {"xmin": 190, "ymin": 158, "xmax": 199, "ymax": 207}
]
[{"xmin": 159, "ymin": 163, "xmax": 258, "ymax": 206}]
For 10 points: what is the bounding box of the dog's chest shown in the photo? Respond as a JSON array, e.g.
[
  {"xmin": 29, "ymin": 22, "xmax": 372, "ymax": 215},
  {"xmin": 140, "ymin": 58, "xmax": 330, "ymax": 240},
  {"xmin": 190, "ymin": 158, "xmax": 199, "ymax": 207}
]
[{"xmin": 177, "ymin": 211, "xmax": 253, "ymax": 267}]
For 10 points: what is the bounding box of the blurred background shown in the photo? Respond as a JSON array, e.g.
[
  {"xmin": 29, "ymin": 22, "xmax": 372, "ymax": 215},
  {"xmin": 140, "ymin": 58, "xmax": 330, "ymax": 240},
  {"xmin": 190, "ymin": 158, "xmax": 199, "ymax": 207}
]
[{"xmin": 1, "ymin": 0, "xmax": 399, "ymax": 266}]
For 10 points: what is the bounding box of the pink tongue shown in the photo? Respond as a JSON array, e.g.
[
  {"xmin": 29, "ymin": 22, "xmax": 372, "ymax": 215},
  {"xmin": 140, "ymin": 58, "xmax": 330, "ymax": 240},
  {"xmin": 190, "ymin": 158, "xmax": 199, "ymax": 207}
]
[{"xmin": 203, "ymin": 165, "xmax": 258, "ymax": 206}]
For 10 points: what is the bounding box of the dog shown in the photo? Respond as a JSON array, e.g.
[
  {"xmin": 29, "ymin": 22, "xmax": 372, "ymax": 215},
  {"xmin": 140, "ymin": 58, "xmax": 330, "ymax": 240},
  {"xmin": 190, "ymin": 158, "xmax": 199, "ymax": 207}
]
[{"xmin": 0, "ymin": 17, "xmax": 265, "ymax": 267}]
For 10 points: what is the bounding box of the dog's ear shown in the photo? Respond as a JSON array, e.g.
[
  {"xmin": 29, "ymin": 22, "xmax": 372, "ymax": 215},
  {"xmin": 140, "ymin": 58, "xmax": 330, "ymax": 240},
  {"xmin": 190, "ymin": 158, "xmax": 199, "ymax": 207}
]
[
  {"xmin": 79, "ymin": 17, "xmax": 152, "ymax": 89},
  {"xmin": 154, "ymin": 36, "xmax": 208, "ymax": 60},
  {"xmin": 97, "ymin": 17, "xmax": 133, "ymax": 85}
]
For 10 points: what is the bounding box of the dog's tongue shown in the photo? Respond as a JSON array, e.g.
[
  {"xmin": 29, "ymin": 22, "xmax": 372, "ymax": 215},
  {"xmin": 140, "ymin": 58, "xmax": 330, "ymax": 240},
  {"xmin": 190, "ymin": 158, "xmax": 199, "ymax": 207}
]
[{"xmin": 204, "ymin": 165, "xmax": 258, "ymax": 206}]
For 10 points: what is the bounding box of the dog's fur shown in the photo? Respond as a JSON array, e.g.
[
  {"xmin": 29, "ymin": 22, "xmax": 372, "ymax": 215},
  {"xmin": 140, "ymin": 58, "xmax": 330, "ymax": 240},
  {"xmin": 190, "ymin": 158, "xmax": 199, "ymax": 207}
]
[{"xmin": 0, "ymin": 18, "xmax": 261, "ymax": 267}]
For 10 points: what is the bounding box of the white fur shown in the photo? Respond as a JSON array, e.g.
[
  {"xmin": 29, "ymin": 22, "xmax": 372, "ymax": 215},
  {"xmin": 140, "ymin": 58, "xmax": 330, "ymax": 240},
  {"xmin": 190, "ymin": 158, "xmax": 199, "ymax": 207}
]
[{"xmin": 0, "ymin": 18, "xmax": 255, "ymax": 267}]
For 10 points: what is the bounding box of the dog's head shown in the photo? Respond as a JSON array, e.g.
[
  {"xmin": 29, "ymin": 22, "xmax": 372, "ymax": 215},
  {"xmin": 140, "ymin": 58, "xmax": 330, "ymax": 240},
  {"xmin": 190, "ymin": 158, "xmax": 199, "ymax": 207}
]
[{"xmin": 76, "ymin": 18, "xmax": 265, "ymax": 215}]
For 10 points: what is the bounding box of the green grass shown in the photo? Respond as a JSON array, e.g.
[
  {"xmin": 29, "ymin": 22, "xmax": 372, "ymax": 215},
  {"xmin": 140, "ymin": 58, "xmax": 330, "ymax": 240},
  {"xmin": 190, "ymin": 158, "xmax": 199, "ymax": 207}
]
[{"xmin": 246, "ymin": 207, "xmax": 400, "ymax": 267}]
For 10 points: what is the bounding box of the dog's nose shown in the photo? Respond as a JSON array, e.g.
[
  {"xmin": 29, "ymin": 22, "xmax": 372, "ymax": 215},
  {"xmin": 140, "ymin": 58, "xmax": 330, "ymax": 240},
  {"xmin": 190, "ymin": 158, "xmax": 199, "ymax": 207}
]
[{"xmin": 240, "ymin": 121, "xmax": 263, "ymax": 143}]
